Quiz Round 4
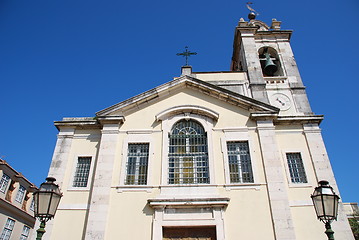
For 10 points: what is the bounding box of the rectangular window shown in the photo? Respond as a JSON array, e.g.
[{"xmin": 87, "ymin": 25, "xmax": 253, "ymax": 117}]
[
  {"xmin": 227, "ymin": 141, "xmax": 254, "ymax": 183},
  {"xmin": 15, "ymin": 185, "xmax": 26, "ymax": 203},
  {"xmin": 19, "ymin": 226, "xmax": 30, "ymax": 240},
  {"xmin": 73, "ymin": 157, "xmax": 92, "ymax": 187},
  {"xmin": 125, "ymin": 143, "xmax": 149, "ymax": 185},
  {"xmin": 0, "ymin": 218, "xmax": 15, "ymax": 240},
  {"xmin": 29, "ymin": 199, "xmax": 34, "ymax": 211},
  {"xmin": 286, "ymin": 153, "xmax": 307, "ymax": 183},
  {"xmin": 0, "ymin": 174, "xmax": 10, "ymax": 193}
]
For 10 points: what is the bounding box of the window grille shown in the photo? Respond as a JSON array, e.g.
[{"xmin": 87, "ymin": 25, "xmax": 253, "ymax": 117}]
[
  {"xmin": 73, "ymin": 157, "xmax": 92, "ymax": 187},
  {"xmin": 168, "ymin": 120, "xmax": 209, "ymax": 184},
  {"xmin": 125, "ymin": 143, "xmax": 149, "ymax": 185},
  {"xmin": 0, "ymin": 218, "xmax": 15, "ymax": 240},
  {"xmin": 19, "ymin": 226, "xmax": 30, "ymax": 240},
  {"xmin": 15, "ymin": 185, "xmax": 26, "ymax": 203},
  {"xmin": 227, "ymin": 141, "xmax": 254, "ymax": 183},
  {"xmin": 286, "ymin": 153, "xmax": 307, "ymax": 183},
  {"xmin": 0, "ymin": 174, "xmax": 10, "ymax": 193}
]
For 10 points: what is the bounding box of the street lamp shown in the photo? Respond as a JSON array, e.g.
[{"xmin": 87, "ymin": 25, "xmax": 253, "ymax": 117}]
[
  {"xmin": 33, "ymin": 177, "xmax": 63, "ymax": 240},
  {"xmin": 311, "ymin": 180, "xmax": 340, "ymax": 240}
]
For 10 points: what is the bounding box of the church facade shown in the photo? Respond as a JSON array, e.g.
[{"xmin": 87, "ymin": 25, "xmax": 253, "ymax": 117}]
[{"xmin": 44, "ymin": 16, "xmax": 354, "ymax": 240}]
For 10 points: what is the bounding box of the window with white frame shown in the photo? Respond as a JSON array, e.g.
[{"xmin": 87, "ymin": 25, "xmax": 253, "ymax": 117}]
[
  {"xmin": 72, "ymin": 157, "xmax": 92, "ymax": 187},
  {"xmin": 15, "ymin": 185, "xmax": 26, "ymax": 203},
  {"xmin": 29, "ymin": 199, "xmax": 34, "ymax": 211},
  {"xmin": 0, "ymin": 174, "xmax": 10, "ymax": 193},
  {"xmin": 227, "ymin": 141, "xmax": 254, "ymax": 183},
  {"xmin": 125, "ymin": 143, "xmax": 149, "ymax": 185},
  {"xmin": 168, "ymin": 119, "xmax": 209, "ymax": 184},
  {"xmin": 0, "ymin": 218, "xmax": 15, "ymax": 240},
  {"xmin": 286, "ymin": 152, "xmax": 307, "ymax": 183},
  {"xmin": 19, "ymin": 226, "xmax": 30, "ymax": 240}
]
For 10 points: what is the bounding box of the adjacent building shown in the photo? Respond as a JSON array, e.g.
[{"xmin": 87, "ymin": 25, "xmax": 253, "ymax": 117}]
[
  {"xmin": 0, "ymin": 159, "xmax": 37, "ymax": 240},
  {"xmin": 44, "ymin": 15, "xmax": 354, "ymax": 240}
]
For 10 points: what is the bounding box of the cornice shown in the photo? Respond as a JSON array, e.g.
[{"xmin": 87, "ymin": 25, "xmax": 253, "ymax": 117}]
[
  {"xmin": 250, "ymin": 113, "xmax": 324, "ymax": 125},
  {"xmin": 274, "ymin": 115, "xmax": 324, "ymax": 125},
  {"xmin": 54, "ymin": 116, "xmax": 125, "ymax": 130},
  {"xmin": 95, "ymin": 75, "xmax": 279, "ymax": 116}
]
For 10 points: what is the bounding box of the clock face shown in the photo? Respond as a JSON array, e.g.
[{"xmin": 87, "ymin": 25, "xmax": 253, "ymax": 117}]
[{"xmin": 270, "ymin": 93, "xmax": 291, "ymax": 110}]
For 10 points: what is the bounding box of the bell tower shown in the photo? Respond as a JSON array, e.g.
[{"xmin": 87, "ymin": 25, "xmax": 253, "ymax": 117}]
[{"xmin": 231, "ymin": 14, "xmax": 312, "ymax": 115}]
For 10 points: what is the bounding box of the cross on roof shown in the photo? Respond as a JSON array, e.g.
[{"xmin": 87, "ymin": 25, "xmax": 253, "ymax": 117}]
[{"xmin": 176, "ymin": 46, "xmax": 197, "ymax": 66}]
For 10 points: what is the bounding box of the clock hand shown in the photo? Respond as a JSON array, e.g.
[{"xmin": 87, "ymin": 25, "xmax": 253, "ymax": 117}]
[{"xmin": 276, "ymin": 98, "xmax": 285, "ymax": 106}]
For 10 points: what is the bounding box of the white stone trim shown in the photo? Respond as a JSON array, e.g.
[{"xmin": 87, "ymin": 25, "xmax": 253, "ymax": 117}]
[
  {"xmin": 119, "ymin": 132, "xmax": 154, "ymax": 186},
  {"xmin": 148, "ymin": 198, "xmax": 228, "ymax": 240},
  {"xmin": 289, "ymin": 200, "xmax": 313, "ymax": 207},
  {"xmin": 57, "ymin": 204, "xmax": 89, "ymax": 210},
  {"xmin": 160, "ymin": 113, "xmax": 216, "ymax": 186},
  {"xmin": 220, "ymin": 128, "xmax": 258, "ymax": 185},
  {"xmin": 156, "ymin": 105, "xmax": 219, "ymax": 121},
  {"xmin": 281, "ymin": 149, "xmax": 312, "ymax": 188}
]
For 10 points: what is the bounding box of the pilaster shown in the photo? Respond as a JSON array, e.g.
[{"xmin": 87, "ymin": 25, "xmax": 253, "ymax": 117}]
[
  {"xmin": 84, "ymin": 120, "xmax": 121, "ymax": 240},
  {"xmin": 256, "ymin": 120, "xmax": 296, "ymax": 240},
  {"xmin": 235, "ymin": 25, "xmax": 269, "ymax": 104},
  {"xmin": 304, "ymin": 124, "xmax": 354, "ymax": 240},
  {"xmin": 48, "ymin": 127, "xmax": 75, "ymax": 185},
  {"xmin": 45, "ymin": 127, "xmax": 75, "ymax": 240}
]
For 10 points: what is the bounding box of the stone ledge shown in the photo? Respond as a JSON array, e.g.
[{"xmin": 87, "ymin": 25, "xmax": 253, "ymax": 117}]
[{"xmin": 148, "ymin": 197, "xmax": 230, "ymax": 208}]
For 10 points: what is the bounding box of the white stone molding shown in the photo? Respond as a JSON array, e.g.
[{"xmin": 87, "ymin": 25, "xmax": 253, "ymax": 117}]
[
  {"xmin": 220, "ymin": 128, "xmax": 259, "ymax": 185},
  {"xmin": 45, "ymin": 127, "xmax": 75, "ymax": 240},
  {"xmin": 84, "ymin": 123, "xmax": 120, "ymax": 240},
  {"xmin": 159, "ymin": 113, "xmax": 216, "ymax": 186},
  {"xmin": 118, "ymin": 132, "xmax": 154, "ymax": 187},
  {"xmin": 148, "ymin": 197, "xmax": 229, "ymax": 240},
  {"xmin": 280, "ymin": 149, "xmax": 312, "ymax": 188},
  {"xmin": 67, "ymin": 154, "xmax": 96, "ymax": 191},
  {"xmin": 57, "ymin": 204, "xmax": 90, "ymax": 210},
  {"xmin": 303, "ymin": 123, "xmax": 355, "ymax": 240},
  {"xmin": 256, "ymin": 120, "xmax": 297, "ymax": 240},
  {"xmin": 156, "ymin": 105, "xmax": 219, "ymax": 122}
]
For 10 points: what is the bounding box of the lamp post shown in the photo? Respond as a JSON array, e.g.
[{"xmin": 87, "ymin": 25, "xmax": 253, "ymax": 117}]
[
  {"xmin": 311, "ymin": 180, "xmax": 340, "ymax": 240},
  {"xmin": 33, "ymin": 177, "xmax": 63, "ymax": 240}
]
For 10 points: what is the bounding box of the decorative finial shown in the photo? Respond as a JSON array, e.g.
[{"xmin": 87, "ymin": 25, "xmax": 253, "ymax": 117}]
[
  {"xmin": 246, "ymin": 2, "xmax": 259, "ymax": 20},
  {"xmin": 176, "ymin": 46, "xmax": 197, "ymax": 66}
]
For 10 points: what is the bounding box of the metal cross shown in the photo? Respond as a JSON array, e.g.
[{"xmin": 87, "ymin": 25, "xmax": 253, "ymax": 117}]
[{"xmin": 176, "ymin": 46, "xmax": 197, "ymax": 66}]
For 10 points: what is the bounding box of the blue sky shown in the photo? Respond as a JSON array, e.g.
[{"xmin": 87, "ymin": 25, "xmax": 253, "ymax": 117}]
[{"xmin": 0, "ymin": 0, "xmax": 358, "ymax": 202}]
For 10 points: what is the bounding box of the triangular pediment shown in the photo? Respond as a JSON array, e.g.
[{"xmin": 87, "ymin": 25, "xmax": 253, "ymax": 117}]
[{"xmin": 96, "ymin": 75, "xmax": 278, "ymax": 117}]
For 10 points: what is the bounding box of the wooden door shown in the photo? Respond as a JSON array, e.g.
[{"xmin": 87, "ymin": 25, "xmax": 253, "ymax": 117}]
[{"xmin": 163, "ymin": 226, "xmax": 216, "ymax": 240}]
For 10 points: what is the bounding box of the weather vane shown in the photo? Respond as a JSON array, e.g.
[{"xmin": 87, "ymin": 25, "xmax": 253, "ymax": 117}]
[
  {"xmin": 176, "ymin": 46, "xmax": 197, "ymax": 66},
  {"xmin": 246, "ymin": 2, "xmax": 259, "ymax": 19}
]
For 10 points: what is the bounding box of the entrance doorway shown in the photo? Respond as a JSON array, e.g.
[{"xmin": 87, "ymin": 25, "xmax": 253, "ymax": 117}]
[{"xmin": 163, "ymin": 226, "xmax": 217, "ymax": 240}]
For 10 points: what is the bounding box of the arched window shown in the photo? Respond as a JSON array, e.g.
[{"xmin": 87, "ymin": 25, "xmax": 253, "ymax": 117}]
[{"xmin": 168, "ymin": 119, "xmax": 209, "ymax": 184}]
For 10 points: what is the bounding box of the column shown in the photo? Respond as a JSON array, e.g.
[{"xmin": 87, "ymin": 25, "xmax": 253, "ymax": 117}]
[
  {"xmin": 43, "ymin": 127, "xmax": 75, "ymax": 240},
  {"xmin": 236, "ymin": 25, "xmax": 269, "ymax": 104},
  {"xmin": 257, "ymin": 120, "xmax": 296, "ymax": 240},
  {"xmin": 48, "ymin": 127, "xmax": 75, "ymax": 186},
  {"xmin": 304, "ymin": 124, "xmax": 354, "ymax": 240},
  {"xmin": 85, "ymin": 121, "xmax": 121, "ymax": 240}
]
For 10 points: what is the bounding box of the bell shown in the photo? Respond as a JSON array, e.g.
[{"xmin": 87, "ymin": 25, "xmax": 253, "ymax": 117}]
[{"xmin": 263, "ymin": 52, "xmax": 278, "ymax": 76}]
